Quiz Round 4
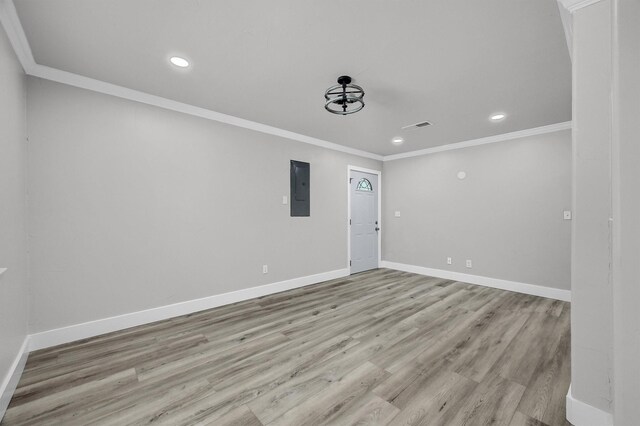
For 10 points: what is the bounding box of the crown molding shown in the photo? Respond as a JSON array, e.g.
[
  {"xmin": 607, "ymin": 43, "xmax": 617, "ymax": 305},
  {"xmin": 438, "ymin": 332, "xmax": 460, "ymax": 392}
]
[
  {"xmin": 383, "ymin": 121, "xmax": 572, "ymax": 162},
  {"xmin": 558, "ymin": 0, "xmax": 604, "ymax": 13},
  {"xmin": 557, "ymin": 1, "xmax": 573, "ymax": 62},
  {"xmin": 27, "ymin": 63, "xmax": 384, "ymax": 161},
  {"xmin": 0, "ymin": 0, "xmax": 383, "ymax": 161},
  {"xmin": 1, "ymin": 0, "xmax": 571, "ymax": 163},
  {"xmin": 0, "ymin": 0, "xmax": 35, "ymax": 72}
]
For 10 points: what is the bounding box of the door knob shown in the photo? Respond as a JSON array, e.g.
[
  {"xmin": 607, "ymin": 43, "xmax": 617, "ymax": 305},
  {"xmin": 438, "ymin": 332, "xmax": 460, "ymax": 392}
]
[{"xmin": 375, "ymin": 227, "xmax": 380, "ymax": 231}]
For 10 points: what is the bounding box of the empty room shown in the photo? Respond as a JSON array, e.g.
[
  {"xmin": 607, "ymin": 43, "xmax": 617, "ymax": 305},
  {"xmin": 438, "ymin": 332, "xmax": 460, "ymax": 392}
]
[{"xmin": 1, "ymin": 0, "xmax": 638, "ymax": 425}]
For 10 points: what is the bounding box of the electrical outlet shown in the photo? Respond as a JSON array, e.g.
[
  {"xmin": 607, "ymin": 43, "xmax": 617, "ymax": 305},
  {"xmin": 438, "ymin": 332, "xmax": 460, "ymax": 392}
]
[
  {"xmin": 262, "ymin": 265, "xmax": 268, "ymax": 274},
  {"xmin": 447, "ymin": 257, "xmax": 452, "ymax": 265},
  {"xmin": 466, "ymin": 260, "xmax": 472, "ymax": 268},
  {"xmin": 395, "ymin": 211, "xmax": 401, "ymax": 217},
  {"xmin": 282, "ymin": 196, "xmax": 288, "ymax": 205}
]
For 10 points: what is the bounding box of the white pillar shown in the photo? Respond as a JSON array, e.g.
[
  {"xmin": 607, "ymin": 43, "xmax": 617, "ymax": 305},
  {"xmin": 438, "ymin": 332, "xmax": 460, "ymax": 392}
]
[{"xmin": 611, "ymin": 0, "xmax": 640, "ymax": 424}]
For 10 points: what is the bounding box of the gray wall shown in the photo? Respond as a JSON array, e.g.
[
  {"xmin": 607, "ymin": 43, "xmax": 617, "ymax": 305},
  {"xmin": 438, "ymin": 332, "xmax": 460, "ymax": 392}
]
[
  {"xmin": 571, "ymin": 0, "xmax": 614, "ymax": 414},
  {"xmin": 0, "ymin": 25, "xmax": 29, "ymax": 404},
  {"xmin": 26, "ymin": 78, "xmax": 381, "ymax": 333},
  {"xmin": 382, "ymin": 130, "xmax": 571, "ymax": 290},
  {"xmin": 612, "ymin": 0, "xmax": 640, "ymax": 423}
]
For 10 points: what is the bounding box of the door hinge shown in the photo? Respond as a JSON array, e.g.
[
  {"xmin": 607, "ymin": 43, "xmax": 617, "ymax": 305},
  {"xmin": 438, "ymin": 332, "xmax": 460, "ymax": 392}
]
[
  {"xmin": 349, "ymin": 219, "xmax": 351, "ymax": 225},
  {"xmin": 350, "ymin": 260, "xmax": 352, "ymax": 266}
]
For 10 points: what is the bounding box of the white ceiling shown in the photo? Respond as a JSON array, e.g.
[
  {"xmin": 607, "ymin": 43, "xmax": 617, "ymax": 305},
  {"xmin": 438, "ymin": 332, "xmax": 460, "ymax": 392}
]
[{"xmin": 14, "ymin": 0, "xmax": 571, "ymax": 156}]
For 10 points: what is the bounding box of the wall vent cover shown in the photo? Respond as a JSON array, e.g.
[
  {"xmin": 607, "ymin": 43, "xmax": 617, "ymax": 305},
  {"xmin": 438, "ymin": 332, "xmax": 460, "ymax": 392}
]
[{"xmin": 401, "ymin": 121, "xmax": 432, "ymax": 130}]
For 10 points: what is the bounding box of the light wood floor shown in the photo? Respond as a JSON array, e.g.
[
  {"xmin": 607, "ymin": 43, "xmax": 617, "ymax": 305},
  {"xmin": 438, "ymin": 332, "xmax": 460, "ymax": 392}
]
[{"xmin": 3, "ymin": 269, "xmax": 571, "ymax": 426}]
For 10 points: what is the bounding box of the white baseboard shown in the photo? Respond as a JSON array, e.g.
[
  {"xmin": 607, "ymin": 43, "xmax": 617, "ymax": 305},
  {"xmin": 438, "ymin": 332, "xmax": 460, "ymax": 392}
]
[
  {"xmin": 566, "ymin": 384, "xmax": 613, "ymax": 426},
  {"xmin": 29, "ymin": 268, "xmax": 349, "ymax": 351},
  {"xmin": 0, "ymin": 336, "xmax": 29, "ymax": 421},
  {"xmin": 381, "ymin": 261, "xmax": 571, "ymax": 302}
]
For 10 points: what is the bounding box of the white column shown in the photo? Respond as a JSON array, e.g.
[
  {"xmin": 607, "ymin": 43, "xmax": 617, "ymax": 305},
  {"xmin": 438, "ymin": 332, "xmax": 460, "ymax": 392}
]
[{"xmin": 611, "ymin": 0, "xmax": 640, "ymax": 424}]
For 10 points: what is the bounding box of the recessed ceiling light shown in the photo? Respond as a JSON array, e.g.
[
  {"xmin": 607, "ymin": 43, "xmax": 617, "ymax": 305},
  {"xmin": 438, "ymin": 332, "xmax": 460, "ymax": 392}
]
[
  {"xmin": 391, "ymin": 136, "xmax": 404, "ymax": 145},
  {"xmin": 170, "ymin": 56, "xmax": 189, "ymax": 68},
  {"xmin": 490, "ymin": 113, "xmax": 506, "ymax": 121}
]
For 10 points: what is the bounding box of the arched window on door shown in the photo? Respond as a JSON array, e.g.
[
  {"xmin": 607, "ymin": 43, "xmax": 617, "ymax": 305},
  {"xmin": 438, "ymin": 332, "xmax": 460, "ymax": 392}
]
[{"xmin": 356, "ymin": 178, "xmax": 373, "ymax": 191}]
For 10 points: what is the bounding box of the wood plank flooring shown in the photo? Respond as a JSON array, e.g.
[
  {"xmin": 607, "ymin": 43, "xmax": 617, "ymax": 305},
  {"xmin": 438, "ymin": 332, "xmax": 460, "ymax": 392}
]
[{"xmin": 2, "ymin": 269, "xmax": 571, "ymax": 425}]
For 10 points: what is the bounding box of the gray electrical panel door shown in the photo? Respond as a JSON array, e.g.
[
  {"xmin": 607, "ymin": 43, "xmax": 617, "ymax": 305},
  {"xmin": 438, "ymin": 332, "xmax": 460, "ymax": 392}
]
[{"xmin": 290, "ymin": 160, "xmax": 310, "ymax": 216}]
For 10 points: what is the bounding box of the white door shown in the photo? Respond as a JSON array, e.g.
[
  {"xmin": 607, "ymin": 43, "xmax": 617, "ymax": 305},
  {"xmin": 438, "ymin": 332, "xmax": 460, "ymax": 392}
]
[{"xmin": 350, "ymin": 170, "xmax": 379, "ymax": 274}]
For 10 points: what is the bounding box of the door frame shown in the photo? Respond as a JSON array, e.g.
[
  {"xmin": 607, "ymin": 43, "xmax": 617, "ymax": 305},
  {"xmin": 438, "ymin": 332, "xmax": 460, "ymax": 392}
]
[{"xmin": 347, "ymin": 165, "xmax": 382, "ymax": 273}]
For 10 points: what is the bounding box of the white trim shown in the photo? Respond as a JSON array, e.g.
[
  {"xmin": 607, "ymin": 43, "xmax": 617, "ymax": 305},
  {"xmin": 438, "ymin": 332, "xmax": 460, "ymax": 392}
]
[
  {"xmin": 28, "ymin": 268, "xmax": 349, "ymax": 351},
  {"xmin": 381, "ymin": 261, "xmax": 571, "ymax": 302},
  {"xmin": 347, "ymin": 165, "xmax": 382, "ymax": 176},
  {"xmin": 559, "ymin": 0, "xmax": 605, "ymax": 13},
  {"xmin": 348, "ymin": 166, "xmax": 382, "ymax": 273},
  {"xmin": 27, "ymin": 64, "xmax": 383, "ymax": 161},
  {"xmin": 0, "ymin": 1, "xmax": 382, "ymax": 162},
  {"xmin": 557, "ymin": 1, "xmax": 573, "ymax": 62},
  {"xmin": 0, "ymin": 337, "xmax": 29, "ymax": 421},
  {"xmin": 0, "ymin": 0, "xmax": 35, "ymax": 72},
  {"xmin": 0, "ymin": 0, "xmax": 572, "ymax": 164},
  {"xmin": 566, "ymin": 385, "xmax": 613, "ymax": 426},
  {"xmin": 383, "ymin": 121, "xmax": 573, "ymax": 162}
]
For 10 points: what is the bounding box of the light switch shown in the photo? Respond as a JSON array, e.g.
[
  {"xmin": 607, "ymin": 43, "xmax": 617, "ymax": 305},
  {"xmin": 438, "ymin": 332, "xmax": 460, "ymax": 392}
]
[
  {"xmin": 395, "ymin": 211, "xmax": 401, "ymax": 217},
  {"xmin": 282, "ymin": 195, "xmax": 288, "ymax": 205},
  {"xmin": 563, "ymin": 211, "xmax": 572, "ymax": 220}
]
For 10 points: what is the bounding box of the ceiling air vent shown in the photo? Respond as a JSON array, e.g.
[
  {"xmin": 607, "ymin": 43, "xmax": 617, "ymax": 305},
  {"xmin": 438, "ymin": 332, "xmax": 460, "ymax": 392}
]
[{"xmin": 401, "ymin": 121, "xmax": 432, "ymax": 130}]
